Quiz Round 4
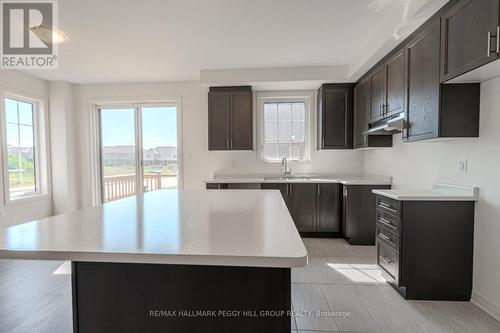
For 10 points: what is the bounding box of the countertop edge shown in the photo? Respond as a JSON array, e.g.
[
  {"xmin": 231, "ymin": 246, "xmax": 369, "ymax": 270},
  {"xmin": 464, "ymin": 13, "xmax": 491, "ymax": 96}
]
[
  {"xmin": 372, "ymin": 190, "xmax": 477, "ymax": 201},
  {"xmin": 204, "ymin": 178, "xmax": 392, "ymax": 185},
  {"xmin": 0, "ymin": 250, "xmax": 309, "ymax": 268}
]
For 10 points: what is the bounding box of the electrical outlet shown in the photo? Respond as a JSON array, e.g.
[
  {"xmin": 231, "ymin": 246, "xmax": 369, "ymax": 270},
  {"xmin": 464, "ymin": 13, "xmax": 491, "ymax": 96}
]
[{"xmin": 458, "ymin": 158, "xmax": 468, "ymax": 174}]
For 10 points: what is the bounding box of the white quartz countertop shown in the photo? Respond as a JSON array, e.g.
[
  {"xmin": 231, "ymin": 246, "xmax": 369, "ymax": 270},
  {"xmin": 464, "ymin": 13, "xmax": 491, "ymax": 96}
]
[
  {"xmin": 372, "ymin": 183, "xmax": 478, "ymax": 201},
  {"xmin": 205, "ymin": 173, "xmax": 392, "ymax": 185},
  {"xmin": 0, "ymin": 190, "xmax": 308, "ymax": 268}
]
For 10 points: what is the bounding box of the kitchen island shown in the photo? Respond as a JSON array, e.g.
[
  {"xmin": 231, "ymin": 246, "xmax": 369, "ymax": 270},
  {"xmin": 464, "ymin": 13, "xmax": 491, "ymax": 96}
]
[{"xmin": 0, "ymin": 190, "xmax": 307, "ymax": 333}]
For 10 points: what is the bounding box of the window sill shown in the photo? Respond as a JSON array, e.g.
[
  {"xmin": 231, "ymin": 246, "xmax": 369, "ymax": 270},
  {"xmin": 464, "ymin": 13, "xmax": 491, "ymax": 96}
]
[{"xmin": 5, "ymin": 193, "xmax": 52, "ymax": 206}]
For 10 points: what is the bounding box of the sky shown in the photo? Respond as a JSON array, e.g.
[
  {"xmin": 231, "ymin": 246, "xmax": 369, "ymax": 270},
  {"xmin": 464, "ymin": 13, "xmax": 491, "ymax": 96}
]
[
  {"xmin": 5, "ymin": 98, "xmax": 35, "ymax": 148},
  {"xmin": 100, "ymin": 106, "xmax": 177, "ymax": 149}
]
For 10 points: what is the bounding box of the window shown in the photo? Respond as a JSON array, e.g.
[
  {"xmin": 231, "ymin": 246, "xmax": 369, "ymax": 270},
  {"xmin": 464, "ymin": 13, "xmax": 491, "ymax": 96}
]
[
  {"xmin": 4, "ymin": 97, "xmax": 38, "ymax": 199},
  {"xmin": 258, "ymin": 92, "xmax": 311, "ymax": 163}
]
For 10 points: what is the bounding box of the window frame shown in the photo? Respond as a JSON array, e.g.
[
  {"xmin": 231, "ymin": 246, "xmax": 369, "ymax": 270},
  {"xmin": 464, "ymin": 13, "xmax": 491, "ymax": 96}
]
[
  {"xmin": 256, "ymin": 91, "xmax": 314, "ymax": 164},
  {"xmin": 0, "ymin": 92, "xmax": 50, "ymax": 204}
]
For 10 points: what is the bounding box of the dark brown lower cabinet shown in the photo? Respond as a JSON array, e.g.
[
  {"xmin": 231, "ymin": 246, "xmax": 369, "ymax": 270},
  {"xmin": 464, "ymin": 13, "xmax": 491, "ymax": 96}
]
[
  {"xmin": 287, "ymin": 184, "xmax": 316, "ymax": 232},
  {"xmin": 375, "ymin": 195, "xmax": 475, "ymax": 300},
  {"xmin": 343, "ymin": 185, "xmax": 392, "ymax": 245},
  {"xmin": 262, "ymin": 183, "xmax": 342, "ymax": 234},
  {"xmin": 210, "ymin": 182, "xmax": 342, "ymax": 235},
  {"xmin": 317, "ymin": 184, "xmax": 342, "ymax": 233}
]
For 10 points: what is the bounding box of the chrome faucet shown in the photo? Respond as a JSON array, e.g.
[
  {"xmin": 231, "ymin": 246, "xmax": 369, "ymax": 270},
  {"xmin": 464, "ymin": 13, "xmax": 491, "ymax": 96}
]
[{"xmin": 281, "ymin": 157, "xmax": 291, "ymax": 179}]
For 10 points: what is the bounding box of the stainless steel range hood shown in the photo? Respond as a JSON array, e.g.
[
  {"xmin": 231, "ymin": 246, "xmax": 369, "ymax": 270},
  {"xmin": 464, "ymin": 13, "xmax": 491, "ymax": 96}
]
[{"xmin": 363, "ymin": 112, "xmax": 405, "ymax": 135}]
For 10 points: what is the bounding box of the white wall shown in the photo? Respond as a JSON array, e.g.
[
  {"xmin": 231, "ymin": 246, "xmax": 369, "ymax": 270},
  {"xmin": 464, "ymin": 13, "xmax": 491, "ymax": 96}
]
[
  {"xmin": 74, "ymin": 82, "xmax": 363, "ymax": 208},
  {"xmin": 0, "ymin": 70, "xmax": 53, "ymax": 226},
  {"xmin": 49, "ymin": 81, "xmax": 79, "ymax": 214},
  {"xmin": 363, "ymin": 76, "xmax": 500, "ymax": 320}
]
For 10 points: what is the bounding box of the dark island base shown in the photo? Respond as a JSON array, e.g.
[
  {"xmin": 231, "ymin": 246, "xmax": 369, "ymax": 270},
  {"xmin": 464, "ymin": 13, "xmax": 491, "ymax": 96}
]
[{"xmin": 72, "ymin": 262, "xmax": 291, "ymax": 333}]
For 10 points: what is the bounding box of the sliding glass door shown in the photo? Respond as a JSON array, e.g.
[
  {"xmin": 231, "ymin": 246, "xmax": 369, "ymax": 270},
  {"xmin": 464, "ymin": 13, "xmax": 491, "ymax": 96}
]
[
  {"xmin": 99, "ymin": 104, "xmax": 178, "ymax": 203},
  {"xmin": 141, "ymin": 106, "xmax": 178, "ymax": 192}
]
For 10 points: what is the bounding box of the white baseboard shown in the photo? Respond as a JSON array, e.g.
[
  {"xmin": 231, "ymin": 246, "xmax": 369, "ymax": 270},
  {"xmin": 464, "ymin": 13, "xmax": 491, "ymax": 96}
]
[{"xmin": 471, "ymin": 292, "xmax": 500, "ymax": 322}]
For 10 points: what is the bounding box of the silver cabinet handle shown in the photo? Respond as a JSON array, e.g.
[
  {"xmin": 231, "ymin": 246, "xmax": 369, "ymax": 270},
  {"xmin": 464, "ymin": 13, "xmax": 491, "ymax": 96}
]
[
  {"xmin": 378, "ymin": 217, "xmax": 394, "ymax": 227},
  {"xmin": 379, "ymin": 233, "xmax": 392, "ymax": 243},
  {"xmin": 379, "ymin": 202, "xmax": 397, "ymax": 213},
  {"xmin": 317, "ymin": 184, "xmax": 321, "ymax": 197},
  {"xmin": 380, "ymin": 256, "xmax": 393, "ymax": 265},
  {"xmin": 488, "ymin": 31, "xmax": 492, "ymax": 57}
]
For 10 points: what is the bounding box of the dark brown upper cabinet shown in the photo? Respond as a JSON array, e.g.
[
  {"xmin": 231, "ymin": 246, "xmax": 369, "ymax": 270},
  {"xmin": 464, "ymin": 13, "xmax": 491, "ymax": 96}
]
[
  {"xmin": 317, "ymin": 83, "xmax": 353, "ymax": 149},
  {"xmin": 353, "ymin": 78, "xmax": 392, "ymax": 149},
  {"xmin": 369, "ymin": 50, "xmax": 405, "ymax": 123},
  {"xmin": 404, "ymin": 19, "xmax": 480, "ymax": 141},
  {"xmin": 208, "ymin": 86, "xmax": 253, "ymax": 150},
  {"xmin": 353, "ymin": 78, "xmax": 370, "ymax": 149},
  {"xmin": 369, "ymin": 66, "xmax": 385, "ymax": 122},
  {"xmin": 404, "ymin": 20, "xmax": 441, "ymax": 141},
  {"xmin": 441, "ymin": 0, "xmax": 500, "ymax": 82},
  {"xmin": 384, "ymin": 50, "xmax": 405, "ymax": 117}
]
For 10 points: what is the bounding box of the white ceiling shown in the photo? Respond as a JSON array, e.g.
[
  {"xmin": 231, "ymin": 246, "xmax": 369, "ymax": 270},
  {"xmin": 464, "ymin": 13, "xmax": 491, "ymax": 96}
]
[{"xmin": 23, "ymin": 0, "xmax": 448, "ymax": 84}]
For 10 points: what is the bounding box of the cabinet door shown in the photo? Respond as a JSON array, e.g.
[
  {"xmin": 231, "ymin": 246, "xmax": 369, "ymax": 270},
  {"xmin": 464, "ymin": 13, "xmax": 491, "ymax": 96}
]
[
  {"xmin": 208, "ymin": 92, "xmax": 230, "ymax": 150},
  {"xmin": 230, "ymin": 91, "xmax": 253, "ymax": 150},
  {"xmin": 441, "ymin": 0, "xmax": 500, "ymax": 82},
  {"xmin": 385, "ymin": 50, "xmax": 405, "ymax": 117},
  {"xmin": 369, "ymin": 66, "xmax": 385, "ymax": 121},
  {"xmin": 317, "ymin": 184, "xmax": 341, "ymax": 232},
  {"xmin": 320, "ymin": 86, "xmax": 353, "ymax": 149},
  {"xmin": 288, "ymin": 184, "xmax": 316, "ymax": 232},
  {"xmin": 353, "ymin": 79, "xmax": 369, "ymax": 149},
  {"xmin": 405, "ymin": 20, "xmax": 441, "ymax": 141}
]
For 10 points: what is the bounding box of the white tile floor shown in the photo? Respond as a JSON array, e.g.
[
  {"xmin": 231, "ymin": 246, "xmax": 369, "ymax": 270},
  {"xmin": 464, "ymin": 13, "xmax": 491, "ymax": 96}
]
[
  {"xmin": 291, "ymin": 238, "xmax": 500, "ymax": 333},
  {"xmin": 0, "ymin": 238, "xmax": 499, "ymax": 332}
]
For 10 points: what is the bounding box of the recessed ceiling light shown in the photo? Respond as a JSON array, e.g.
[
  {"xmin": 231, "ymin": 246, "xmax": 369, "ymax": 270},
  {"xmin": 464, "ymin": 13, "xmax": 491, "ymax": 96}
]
[{"xmin": 30, "ymin": 25, "xmax": 68, "ymax": 45}]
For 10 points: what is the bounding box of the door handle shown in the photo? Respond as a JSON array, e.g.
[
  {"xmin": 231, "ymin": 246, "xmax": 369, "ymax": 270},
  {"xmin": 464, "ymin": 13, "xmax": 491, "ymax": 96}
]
[{"xmin": 317, "ymin": 184, "xmax": 320, "ymax": 197}]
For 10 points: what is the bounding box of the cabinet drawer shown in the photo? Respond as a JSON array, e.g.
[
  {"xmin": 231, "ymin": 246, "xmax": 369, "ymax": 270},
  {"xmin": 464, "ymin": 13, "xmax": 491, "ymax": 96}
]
[
  {"xmin": 377, "ymin": 242, "xmax": 399, "ymax": 282},
  {"xmin": 376, "ymin": 224, "xmax": 399, "ymax": 251},
  {"xmin": 376, "ymin": 195, "xmax": 401, "ymax": 217},
  {"xmin": 376, "ymin": 209, "xmax": 400, "ymax": 232}
]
